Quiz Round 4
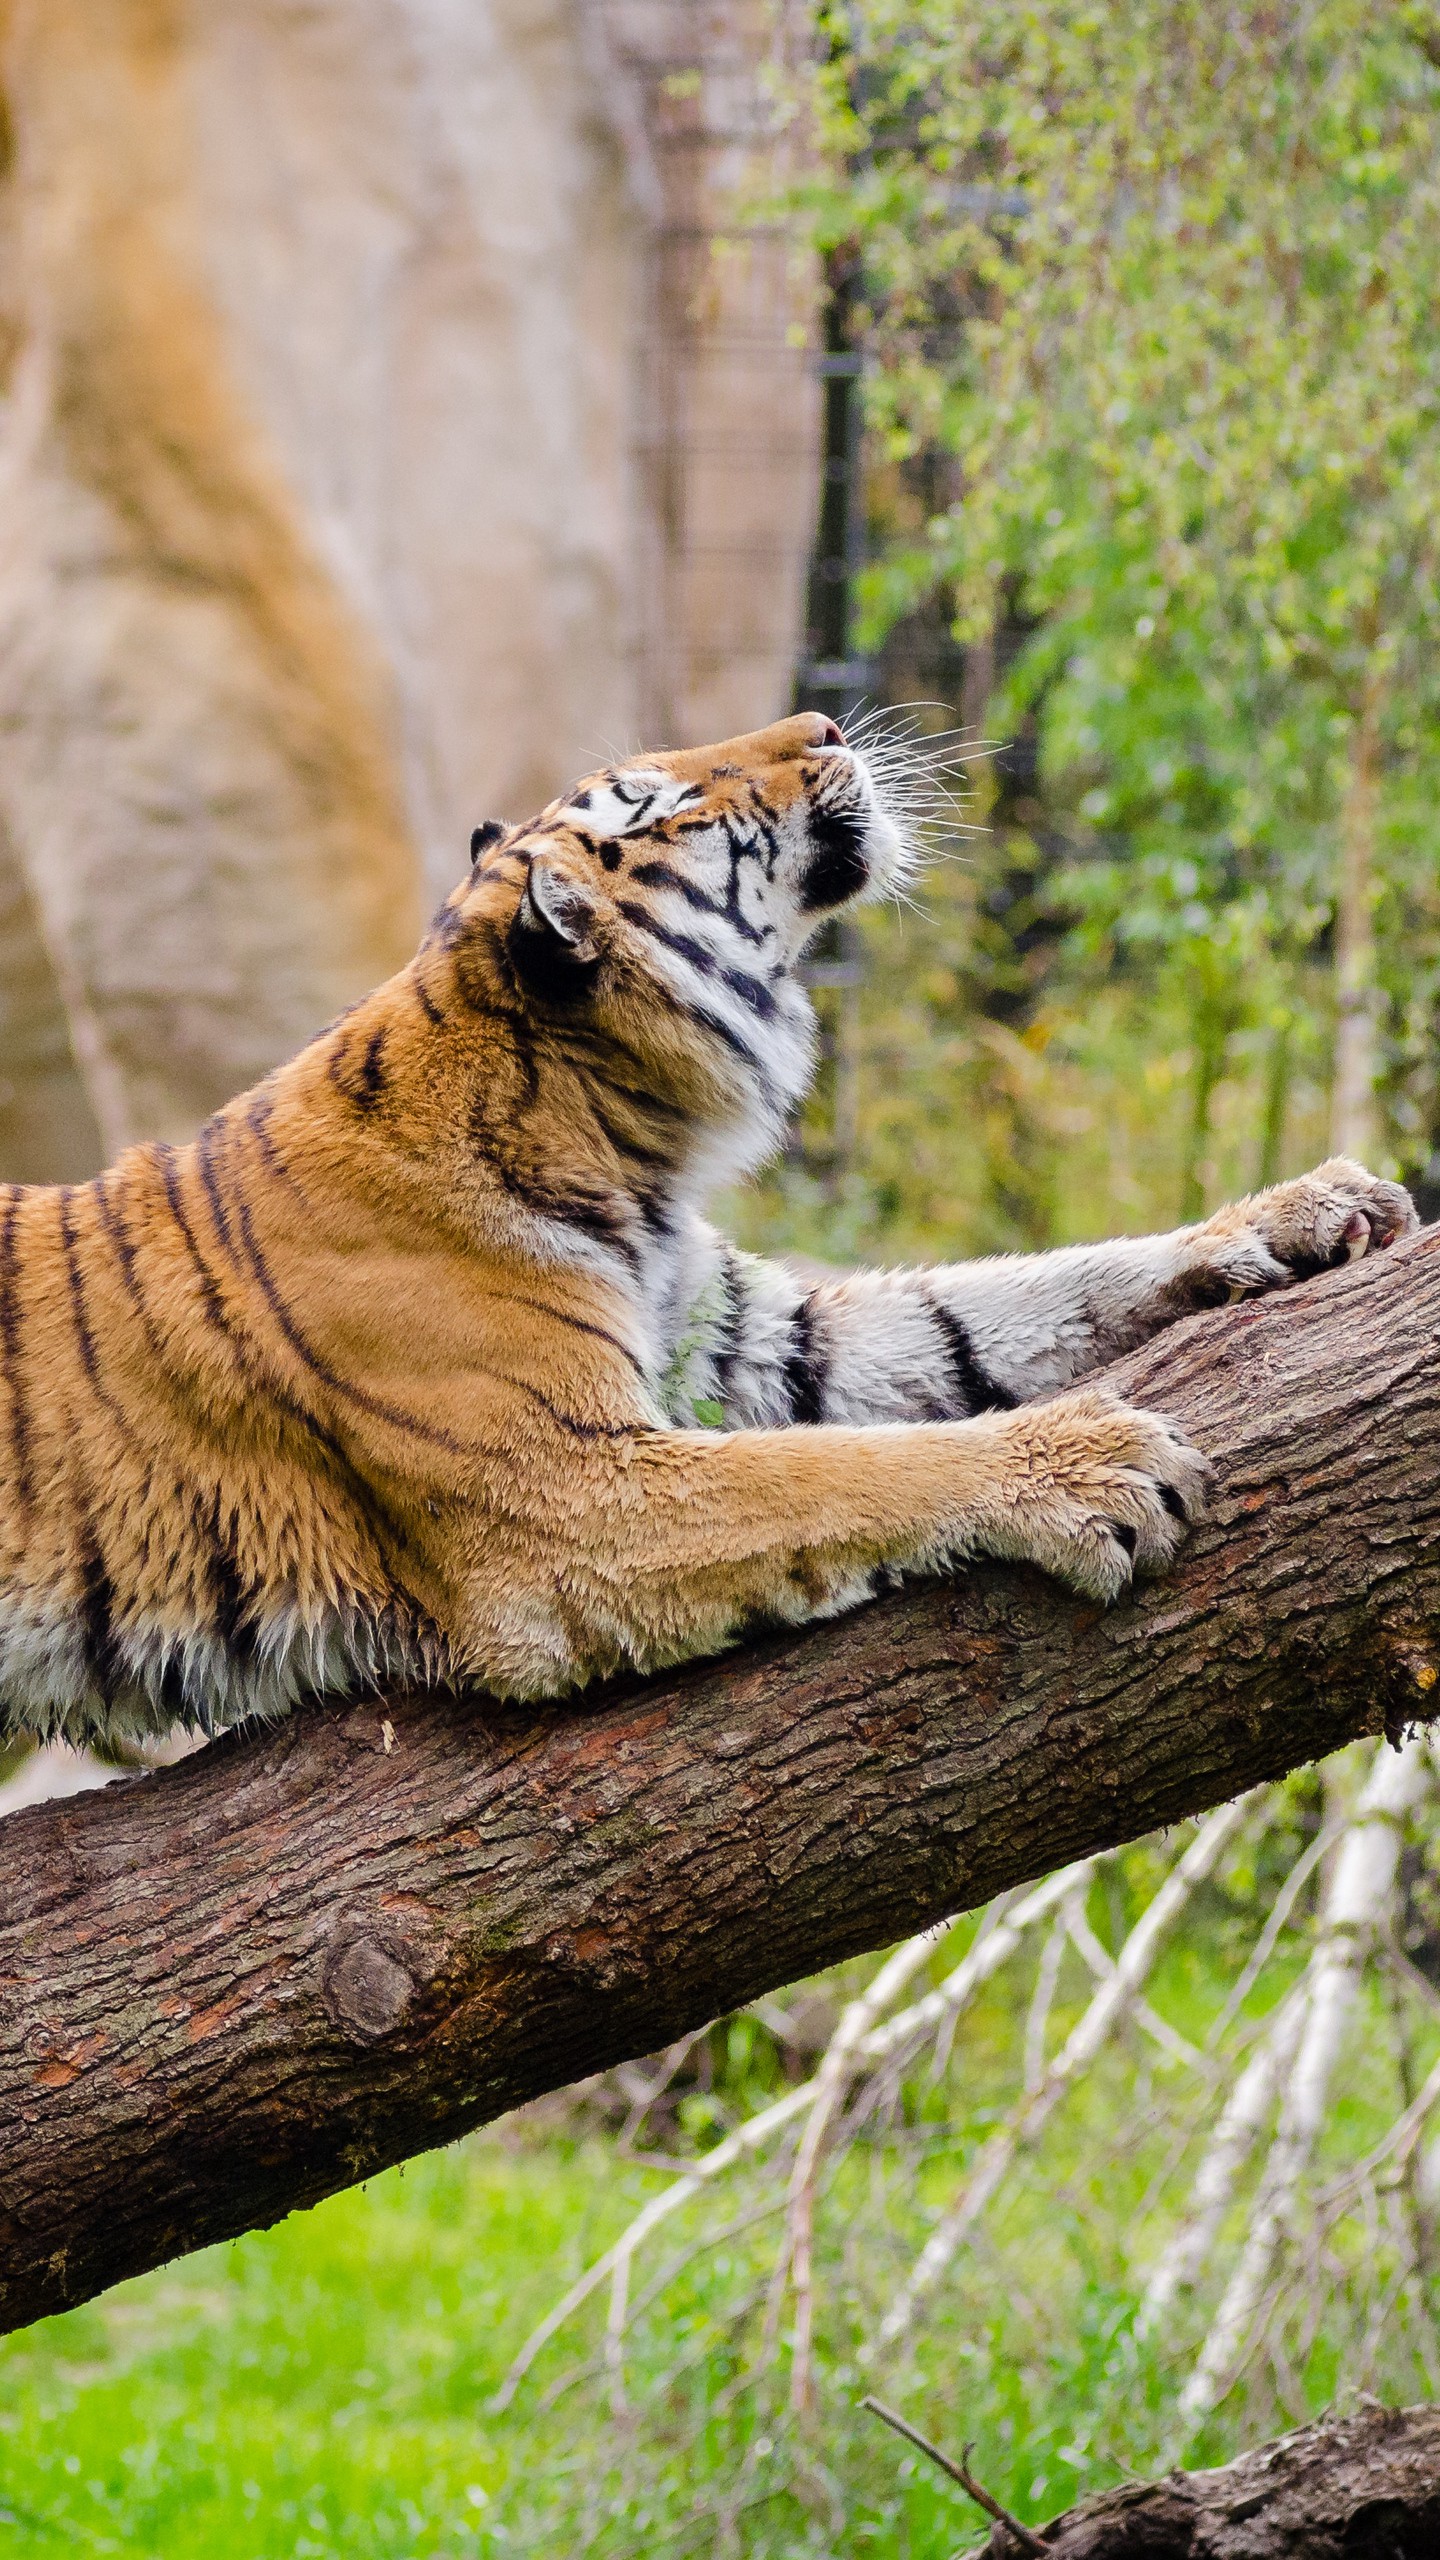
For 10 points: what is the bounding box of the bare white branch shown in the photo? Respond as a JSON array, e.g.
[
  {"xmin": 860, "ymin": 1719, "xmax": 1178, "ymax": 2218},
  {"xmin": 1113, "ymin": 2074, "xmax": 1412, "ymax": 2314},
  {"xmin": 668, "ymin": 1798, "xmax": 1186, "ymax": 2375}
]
[
  {"xmin": 874, "ymin": 1796, "xmax": 1255, "ymax": 2354},
  {"xmin": 1176, "ymin": 1738, "xmax": 1432, "ymax": 2433},
  {"xmin": 492, "ymin": 1863, "xmax": 1094, "ymax": 2410}
]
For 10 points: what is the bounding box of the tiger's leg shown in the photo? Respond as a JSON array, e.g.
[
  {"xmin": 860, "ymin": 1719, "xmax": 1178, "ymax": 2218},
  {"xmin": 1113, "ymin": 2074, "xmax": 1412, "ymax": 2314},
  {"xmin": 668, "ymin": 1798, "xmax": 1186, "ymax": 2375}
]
[
  {"xmin": 664, "ymin": 1160, "xmax": 1416, "ymax": 1429},
  {"xmin": 461, "ymin": 1392, "xmax": 1213, "ymax": 1696}
]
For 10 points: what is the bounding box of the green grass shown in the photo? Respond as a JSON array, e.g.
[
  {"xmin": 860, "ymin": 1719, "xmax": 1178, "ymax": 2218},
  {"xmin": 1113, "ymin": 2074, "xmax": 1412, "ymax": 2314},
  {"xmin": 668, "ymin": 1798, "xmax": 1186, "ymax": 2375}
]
[{"xmin": 0, "ymin": 2141, "xmax": 615, "ymax": 2558}]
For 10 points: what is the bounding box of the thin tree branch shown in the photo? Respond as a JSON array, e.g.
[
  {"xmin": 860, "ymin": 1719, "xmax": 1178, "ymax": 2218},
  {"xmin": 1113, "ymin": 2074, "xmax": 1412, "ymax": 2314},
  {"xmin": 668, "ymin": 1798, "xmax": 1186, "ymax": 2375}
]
[{"xmin": 860, "ymin": 2397, "xmax": 1046, "ymax": 2555}]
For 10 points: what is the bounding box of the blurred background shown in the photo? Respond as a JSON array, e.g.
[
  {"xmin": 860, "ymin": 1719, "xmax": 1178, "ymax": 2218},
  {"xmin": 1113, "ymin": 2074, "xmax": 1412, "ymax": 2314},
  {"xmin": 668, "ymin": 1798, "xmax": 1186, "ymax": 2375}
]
[{"xmin": 3, "ymin": 4, "xmax": 1440, "ymax": 2555}]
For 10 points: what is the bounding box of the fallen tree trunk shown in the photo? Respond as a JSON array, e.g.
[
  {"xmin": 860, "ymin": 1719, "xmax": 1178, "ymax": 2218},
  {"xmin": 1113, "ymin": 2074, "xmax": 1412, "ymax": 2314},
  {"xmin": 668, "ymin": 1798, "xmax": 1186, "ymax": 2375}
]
[
  {"xmin": 962, "ymin": 2402, "xmax": 1440, "ymax": 2556},
  {"xmin": 2, "ymin": 1234, "xmax": 1439, "ymax": 2334}
]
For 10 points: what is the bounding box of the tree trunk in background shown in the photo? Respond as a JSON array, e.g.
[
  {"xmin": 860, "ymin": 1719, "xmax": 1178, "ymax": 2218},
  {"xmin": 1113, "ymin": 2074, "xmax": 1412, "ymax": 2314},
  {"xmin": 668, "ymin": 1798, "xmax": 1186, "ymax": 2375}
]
[
  {"xmin": 0, "ymin": 0, "xmax": 424, "ymax": 1154},
  {"xmin": 0, "ymin": 0, "xmax": 818, "ymax": 1165},
  {"xmin": 1331, "ymin": 655, "xmax": 1385, "ymax": 1159},
  {"xmin": 2, "ymin": 1233, "xmax": 1439, "ymax": 2334},
  {"xmin": 609, "ymin": 0, "xmax": 821, "ymax": 747},
  {"xmin": 1179, "ymin": 942, "xmax": 1244, "ymax": 1222},
  {"xmin": 0, "ymin": 831, "xmax": 102, "ymax": 1182},
  {"xmin": 1256, "ymin": 1008, "xmax": 1292, "ymax": 1189}
]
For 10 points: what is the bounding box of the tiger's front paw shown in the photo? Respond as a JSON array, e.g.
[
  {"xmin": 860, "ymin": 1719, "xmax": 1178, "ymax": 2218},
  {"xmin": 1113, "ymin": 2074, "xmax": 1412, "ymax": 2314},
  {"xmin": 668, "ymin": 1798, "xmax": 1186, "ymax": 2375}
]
[
  {"xmin": 971, "ymin": 1390, "xmax": 1212, "ymax": 1605},
  {"xmin": 1179, "ymin": 1157, "xmax": 1417, "ymax": 1305}
]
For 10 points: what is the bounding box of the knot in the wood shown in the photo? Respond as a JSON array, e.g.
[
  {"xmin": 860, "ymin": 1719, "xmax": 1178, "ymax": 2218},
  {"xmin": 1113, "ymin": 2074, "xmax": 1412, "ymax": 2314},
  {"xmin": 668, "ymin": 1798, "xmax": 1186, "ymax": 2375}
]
[{"xmin": 322, "ymin": 1933, "xmax": 419, "ymax": 2042}]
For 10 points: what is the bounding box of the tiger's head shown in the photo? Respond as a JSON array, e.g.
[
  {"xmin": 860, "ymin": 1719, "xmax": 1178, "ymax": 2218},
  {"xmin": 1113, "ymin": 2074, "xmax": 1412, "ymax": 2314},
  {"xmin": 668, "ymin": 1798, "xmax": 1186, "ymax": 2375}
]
[{"xmin": 445, "ymin": 714, "xmax": 912, "ymax": 1169}]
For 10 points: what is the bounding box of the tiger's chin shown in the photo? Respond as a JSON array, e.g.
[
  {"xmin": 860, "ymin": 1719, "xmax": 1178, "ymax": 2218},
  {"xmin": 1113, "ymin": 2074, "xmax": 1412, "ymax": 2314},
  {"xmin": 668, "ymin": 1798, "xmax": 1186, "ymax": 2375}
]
[
  {"xmin": 858, "ymin": 801, "xmax": 910, "ymax": 896},
  {"xmin": 800, "ymin": 777, "xmax": 909, "ymax": 919},
  {"xmin": 839, "ymin": 756, "xmax": 915, "ymax": 905}
]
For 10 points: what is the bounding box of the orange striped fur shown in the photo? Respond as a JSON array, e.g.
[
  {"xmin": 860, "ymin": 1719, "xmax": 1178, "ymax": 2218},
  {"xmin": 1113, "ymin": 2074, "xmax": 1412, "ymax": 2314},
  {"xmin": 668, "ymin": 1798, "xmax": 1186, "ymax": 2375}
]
[{"xmin": 0, "ymin": 714, "xmax": 1413, "ymax": 1744}]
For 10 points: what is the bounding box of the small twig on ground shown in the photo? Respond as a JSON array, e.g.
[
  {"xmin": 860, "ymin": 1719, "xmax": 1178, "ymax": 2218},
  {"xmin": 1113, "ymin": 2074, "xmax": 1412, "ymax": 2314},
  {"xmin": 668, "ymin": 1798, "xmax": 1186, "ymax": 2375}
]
[{"xmin": 861, "ymin": 2396, "xmax": 1047, "ymax": 2554}]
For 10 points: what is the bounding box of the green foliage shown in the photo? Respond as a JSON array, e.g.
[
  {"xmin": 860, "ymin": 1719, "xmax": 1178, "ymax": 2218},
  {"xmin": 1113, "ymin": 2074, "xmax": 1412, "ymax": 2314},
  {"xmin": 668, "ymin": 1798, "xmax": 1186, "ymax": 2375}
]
[
  {"xmin": 800, "ymin": 0, "xmax": 1440, "ymax": 1167},
  {"xmin": 724, "ymin": 856, "xmax": 1333, "ymax": 1265}
]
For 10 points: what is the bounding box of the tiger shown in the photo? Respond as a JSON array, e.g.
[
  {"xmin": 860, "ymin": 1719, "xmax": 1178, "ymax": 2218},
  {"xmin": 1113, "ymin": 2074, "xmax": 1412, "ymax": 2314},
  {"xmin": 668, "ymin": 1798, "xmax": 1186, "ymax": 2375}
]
[{"xmin": 0, "ymin": 712, "xmax": 1416, "ymax": 1749}]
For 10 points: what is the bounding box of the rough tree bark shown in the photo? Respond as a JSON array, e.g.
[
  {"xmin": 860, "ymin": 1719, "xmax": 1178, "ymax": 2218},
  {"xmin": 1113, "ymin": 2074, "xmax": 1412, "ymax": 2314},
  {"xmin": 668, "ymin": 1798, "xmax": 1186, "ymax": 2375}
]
[
  {"xmin": 963, "ymin": 2403, "xmax": 1440, "ymax": 2556},
  {"xmin": 3, "ymin": 1234, "xmax": 1440, "ymax": 2336}
]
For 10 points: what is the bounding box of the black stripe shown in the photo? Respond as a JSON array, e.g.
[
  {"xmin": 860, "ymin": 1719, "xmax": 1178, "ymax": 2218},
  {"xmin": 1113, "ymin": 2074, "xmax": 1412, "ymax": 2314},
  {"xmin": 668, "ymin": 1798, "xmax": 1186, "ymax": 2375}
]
[
  {"xmin": 628, "ymin": 859, "xmax": 701, "ymax": 899},
  {"xmin": 589, "ymin": 1095, "xmax": 676, "ymax": 1173},
  {"xmin": 329, "ymin": 1026, "xmax": 388, "ymax": 1114},
  {"xmin": 195, "ymin": 1118, "xmax": 240, "ymax": 1266},
  {"xmin": 687, "ymin": 1000, "xmax": 769, "ymax": 1081},
  {"xmin": 627, "ymin": 859, "xmax": 768, "ymax": 950},
  {"xmin": 616, "ymin": 902, "xmax": 716, "ymax": 975},
  {"xmin": 635, "ymin": 1188, "xmax": 674, "ymax": 1241},
  {"xmin": 558, "ymin": 1021, "xmax": 689, "ymax": 1100},
  {"xmin": 927, "ymin": 1300, "xmax": 1017, "ymax": 1415},
  {"xmin": 208, "ymin": 1496, "xmax": 256, "ymax": 1663},
  {"xmin": 614, "ymin": 900, "xmax": 778, "ymax": 1021},
  {"xmin": 93, "ymin": 1173, "xmax": 166, "ymax": 1361},
  {"xmin": 216, "ymin": 1151, "xmax": 646, "ymax": 1447},
  {"xmin": 720, "ymin": 967, "xmax": 778, "ymax": 1022},
  {"xmin": 0, "ymin": 1185, "xmax": 32, "ymax": 1510},
  {"xmin": 77, "ymin": 1520, "xmax": 120, "ymax": 1708},
  {"xmin": 459, "ymin": 930, "xmax": 540, "ymax": 1101},
  {"xmin": 423, "ymin": 897, "xmax": 469, "ymax": 955},
  {"xmin": 414, "ymin": 974, "xmax": 446, "ymax": 1028},
  {"xmin": 57, "ymin": 1201, "xmax": 135, "ymax": 1676},
  {"xmin": 171, "ymin": 1138, "xmax": 389, "ymax": 1493},
  {"xmin": 158, "ymin": 1144, "xmax": 234, "ymax": 1347},
  {"xmin": 163, "ymin": 1137, "xmax": 286, "ymax": 1391},
  {"xmin": 356, "ymin": 1027, "xmax": 388, "ymax": 1108},
  {"xmin": 746, "ymin": 808, "xmax": 783, "ymax": 880},
  {"xmin": 244, "ymin": 1094, "xmax": 328, "ymax": 1241},
  {"xmin": 508, "ymin": 1377, "xmax": 645, "ymax": 1441},
  {"xmin": 57, "ymin": 1188, "xmax": 132, "ymax": 1440},
  {"xmin": 482, "ymin": 1141, "xmax": 642, "ymax": 1270},
  {"xmin": 783, "ymin": 1292, "xmax": 828, "ymax": 1424},
  {"xmin": 498, "ymin": 1295, "xmax": 648, "ymax": 1381},
  {"xmin": 245, "ymin": 1095, "xmax": 302, "ymax": 1192},
  {"xmin": 711, "ymin": 1249, "xmax": 746, "ymax": 1410},
  {"xmin": 56, "ymin": 1191, "xmax": 99, "ymax": 1382},
  {"xmin": 170, "ymin": 1139, "xmax": 417, "ymax": 1542},
  {"xmin": 228, "ymin": 1161, "xmax": 473, "ymax": 1455},
  {"xmin": 615, "ymin": 1078, "xmax": 687, "ymax": 1124},
  {"xmin": 155, "ymin": 1142, "xmax": 420, "ymax": 1592},
  {"xmin": 93, "ymin": 1174, "xmax": 138, "ymax": 1299},
  {"xmin": 461, "ymin": 914, "xmax": 520, "ymax": 1012}
]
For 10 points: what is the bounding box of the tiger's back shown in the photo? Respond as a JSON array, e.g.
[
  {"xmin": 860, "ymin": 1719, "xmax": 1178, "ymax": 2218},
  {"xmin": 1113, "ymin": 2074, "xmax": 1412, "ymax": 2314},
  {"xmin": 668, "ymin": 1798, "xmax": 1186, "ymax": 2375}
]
[{"xmin": 0, "ymin": 712, "xmax": 1409, "ymax": 1746}]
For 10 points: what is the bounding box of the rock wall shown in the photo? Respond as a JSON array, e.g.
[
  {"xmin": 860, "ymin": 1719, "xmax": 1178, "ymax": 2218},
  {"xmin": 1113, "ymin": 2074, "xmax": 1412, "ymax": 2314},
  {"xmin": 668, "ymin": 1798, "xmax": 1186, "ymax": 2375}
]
[{"xmin": 0, "ymin": 0, "xmax": 818, "ymax": 1161}]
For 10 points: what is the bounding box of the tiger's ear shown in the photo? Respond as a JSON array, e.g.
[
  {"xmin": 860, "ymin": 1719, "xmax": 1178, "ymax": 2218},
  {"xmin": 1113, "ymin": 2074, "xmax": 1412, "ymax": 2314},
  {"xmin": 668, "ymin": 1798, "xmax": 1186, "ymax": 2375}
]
[
  {"xmin": 470, "ymin": 819, "xmax": 508, "ymax": 866},
  {"xmin": 508, "ymin": 857, "xmax": 602, "ymax": 999}
]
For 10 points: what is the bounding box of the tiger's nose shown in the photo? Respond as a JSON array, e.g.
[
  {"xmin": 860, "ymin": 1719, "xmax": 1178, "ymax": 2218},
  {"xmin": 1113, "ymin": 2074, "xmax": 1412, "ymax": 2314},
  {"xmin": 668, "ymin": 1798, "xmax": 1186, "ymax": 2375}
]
[{"xmin": 816, "ymin": 717, "xmax": 846, "ymax": 746}]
